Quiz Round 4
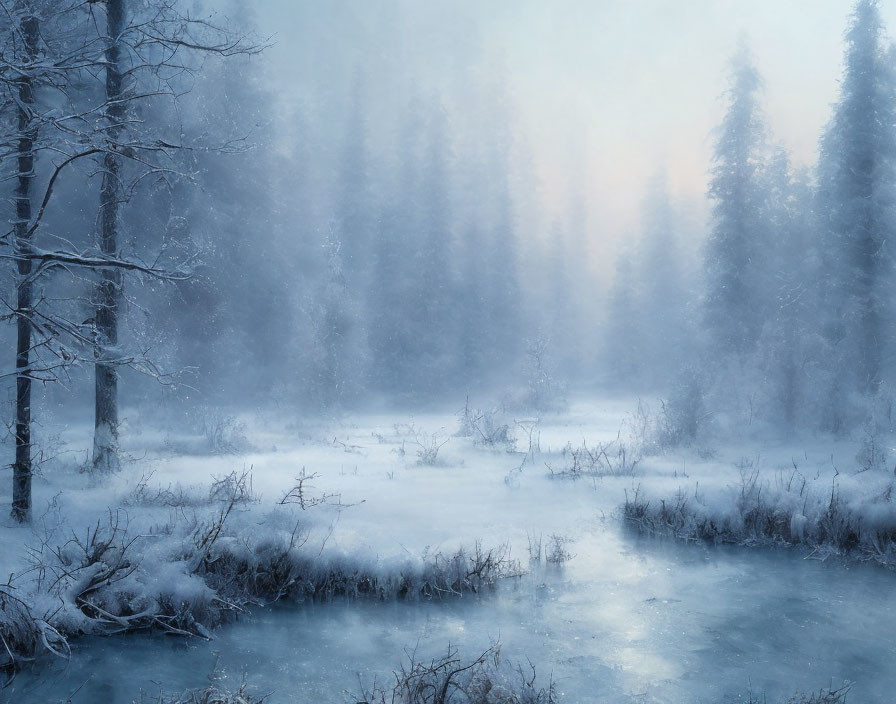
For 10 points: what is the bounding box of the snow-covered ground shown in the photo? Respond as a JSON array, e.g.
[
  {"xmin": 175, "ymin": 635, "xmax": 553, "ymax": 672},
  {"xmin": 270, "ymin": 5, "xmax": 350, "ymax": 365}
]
[
  {"xmin": 2, "ymin": 395, "xmax": 895, "ymax": 702},
  {"xmin": 3, "ymin": 395, "xmax": 633, "ymax": 572},
  {"xmin": 0, "ymin": 397, "xmax": 634, "ymax": 670}
]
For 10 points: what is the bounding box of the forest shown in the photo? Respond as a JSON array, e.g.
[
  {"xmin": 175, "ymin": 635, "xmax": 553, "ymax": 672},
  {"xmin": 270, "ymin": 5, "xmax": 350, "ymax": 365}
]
[{"xmin": 1, "ymin": 0, "xmax": 895, "ymax": 702}]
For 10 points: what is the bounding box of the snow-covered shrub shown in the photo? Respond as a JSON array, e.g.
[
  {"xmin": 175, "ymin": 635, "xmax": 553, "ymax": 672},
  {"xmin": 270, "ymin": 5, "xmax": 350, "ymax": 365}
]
[
  {"xmin": 854, "ymin": 389, "xmax": 896, "ymax": 474},
  {"xmin": 142, "ymin": 678, "xmax": 263, "ymax": 704},
  {"xmin": 618, "ymin": 375, "xmax": 709, "ymax": 457},
  {"xmin": 856, "ymin": 424, "xmax": 891, "ymax": 474},
  {"xmin": 544, "ymin": 534, "xmax": 574, "ymax": 564},
  {"xmin": 520, "ymin": 335, "xmax": 567, "ymax": 413},
  {"xmin": 655, "ymin": 368, "xmax": 706, "ymax": 448},
  {"xmin": 457, "ymin": 407, "xmax": 516, "ymax": 452},
  {"xmin": 546, "ymin": 438, "xmax": 640, "ymax": 479},
  {"xmin": 746, "ymin": 684, "xmax": 851, "ymax": 704},
  {"xmin": 22, "ymin": 509, "xmax": 220, "ymax": 646},
  {"xmin": 414, "ymin": 433, "xmax": 449, "ymax": 466},
  {"xmin": 125, "ymin": 470, "xmax": 193, "ymax": 507},
  {"xmin": 357, "ymin": 642, "xmax": 557, "ymax": 704},
  {"xmin": 526, "ymin": 533, "xmax": 543, "ymax": 563},
  {"xmin": 208, "ymin": 468, "xmax": 256, "ymax": 504},
  {"xmin": 200, "ymin": 410, "xmax": 251, "ymax": 455},
  {"xmin": 0, "ymin": 580, "xmax": 69, "ymax": 670},
  {"xmin": 395, "ymin": 422, "xmax": 450, "ymax": 466},
  {"xmin": 623, "ymin": 461, "xmax": 896, "ymax": 565},
  {"xmin": 197, "ymin": 534, "xmax": 521, "ymax": 604},
  {"xmin": 279, "ymin": 468, "xmax": 341, "ymax": 509},
  {"xmin": 455, "ymin": 397, "xmax": 477, "ymax": 438}
]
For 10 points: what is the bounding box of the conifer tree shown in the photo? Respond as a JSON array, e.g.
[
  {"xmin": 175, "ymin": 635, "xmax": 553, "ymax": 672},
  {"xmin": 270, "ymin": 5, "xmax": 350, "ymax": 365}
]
[
  {"xmin": 704, "ymin": 47, "xmax": 768, "ymax": 357},
  {"xmin": 817, "ymin": 0, "xmax": 896, "ymax": 397}
]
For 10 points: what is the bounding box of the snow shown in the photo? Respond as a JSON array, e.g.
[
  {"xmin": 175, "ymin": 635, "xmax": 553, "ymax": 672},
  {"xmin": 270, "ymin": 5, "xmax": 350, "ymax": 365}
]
[{"xmin": 2, "ymin": 395, "xmax": 895, "ymax": 702}]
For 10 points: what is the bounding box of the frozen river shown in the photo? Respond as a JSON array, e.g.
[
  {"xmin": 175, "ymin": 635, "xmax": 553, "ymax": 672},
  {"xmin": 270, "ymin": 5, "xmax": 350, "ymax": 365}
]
[{"xmin": 6, "ymin": 521, "xmax": 892, "ymax": 703}]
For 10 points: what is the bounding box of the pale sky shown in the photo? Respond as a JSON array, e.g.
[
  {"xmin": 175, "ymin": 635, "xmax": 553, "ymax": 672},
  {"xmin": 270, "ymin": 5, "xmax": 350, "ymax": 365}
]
[{"xmin": 237, "ymin": 0, "xmax": 896, "ymax": 272}]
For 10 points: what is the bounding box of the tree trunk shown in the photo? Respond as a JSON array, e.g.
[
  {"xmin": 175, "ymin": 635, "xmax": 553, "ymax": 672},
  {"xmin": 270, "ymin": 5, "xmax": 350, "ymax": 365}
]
[
  {"xmin": 93, "ymin": 0, "xmax": 125, "ymax": 472},
  {"xmin": 11, "ymin": 13, "xmax": 40, "ymax": 523}
]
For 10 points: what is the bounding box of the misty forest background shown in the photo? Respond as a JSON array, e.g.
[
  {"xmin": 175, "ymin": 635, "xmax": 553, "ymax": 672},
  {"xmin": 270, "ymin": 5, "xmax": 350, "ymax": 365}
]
[{"xmin": 5, "ymin": 0, "xmax": 896, "ymax": 491}]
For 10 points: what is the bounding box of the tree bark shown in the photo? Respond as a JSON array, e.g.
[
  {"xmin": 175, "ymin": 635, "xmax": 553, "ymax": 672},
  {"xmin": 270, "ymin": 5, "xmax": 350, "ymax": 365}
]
[
  {"xmin": 11, "ymin": 13, "xmax": 40, "ymax": 522},
  {"xmin": 93, "ymin": 0, "xmax": 125, "ymax": 472}
]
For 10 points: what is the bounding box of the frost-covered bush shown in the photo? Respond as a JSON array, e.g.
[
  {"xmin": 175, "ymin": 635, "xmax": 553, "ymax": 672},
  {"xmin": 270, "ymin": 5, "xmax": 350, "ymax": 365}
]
[
  {"xmin": 853, "ymin": 388, "xmax": 896, "ymax": 474},
  {"xmin": 546, "ymin": 438, "xmax": 640, "ymax": 479},
  {"xmin": 142, "ymin": 678, "xmax": 263, "ymax": 704},
  {"xmin": 0, "ymin": 581, "xmax": 69, "ymax": 670},
  {"xmin": 520, "ymin": 335, "xmax": 567, "ymax": 414},
  {"xmin": 623, "ymin": 461, "xmax": 896, "ymax": 565},
  {"xmin": 623, "ymin": 377, "xmax": 710, "ymax": 457},
  {"xmin": 395, "ymin": 422, "xmax": 451, "ymax": 466},
  {"xmin": 455, "ymin": 397, "xmax": 477, "ymax": 438},
  {"xmin": 2, "ymin": 461, "xmax": 523, "ymax": 671},
  {"xmin": 747, "ymin": 684, "xmax": 851, "ymax": 704},
  {"xmin": 357, "ymin": 643, "xmax": 557, "ymax": 704},
  {"xmin": 201, "ymin": 411, "xmax": 251, "ymax": 455},
  {"xmin": 162, "ymin": 408, "xmax": 254, "ymax": 456},
  {"xmin": 544, "ymin": 534, "xmax": 574, "ymax": 564},
  {"xmin": 455, "ymin": 406, "xmax": 516, "ymax": 452},
  {"xmin": 655, "ymin": 367, "xmax": 706, "ymax": 448}
]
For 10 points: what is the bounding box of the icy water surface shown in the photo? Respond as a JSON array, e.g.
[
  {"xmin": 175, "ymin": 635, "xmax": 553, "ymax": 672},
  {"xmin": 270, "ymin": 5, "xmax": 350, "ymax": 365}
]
[{"xmin": 7, "ymin": 525, "xmax": 894, "ymax": 703}]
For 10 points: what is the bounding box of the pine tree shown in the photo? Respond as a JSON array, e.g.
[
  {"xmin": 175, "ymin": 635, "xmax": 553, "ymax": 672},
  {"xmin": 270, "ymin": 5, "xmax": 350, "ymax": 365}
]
[
  {"xmin": 817, "ymin": 0, "xmax": 896, "ymax": 397},
  {"xmin": 704, "ymin": 46, "xmax": 768, "ymax": 357},
  {"xmin": 636, "ymin": 172, "xmax": 689, "ymax": 385},
  {"xmin": 603, "ymin": 251, "xmax": 643, "ymax": 385},
  {"xmin": 329, "ymin": 71, "xmax": 374, "ymax": 398},
  {"xmin": 755, "ymin": 152, "xmax": 817, "ymax": 431},
  {"xmin": 411, "ymin": 105, "xmax": 456, "ymax": 396}
]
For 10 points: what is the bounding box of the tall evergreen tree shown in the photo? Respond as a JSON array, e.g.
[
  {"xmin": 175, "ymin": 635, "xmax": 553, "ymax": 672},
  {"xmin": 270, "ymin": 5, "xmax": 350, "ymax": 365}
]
[
  {"xmin": 312, "ymin": 230, "xmax": 364, "ymax": 408},
  {"xmin": 755, "ymin": 152, "xmax": 818, "ymax": 431},
  {"xmin": 329, "ymin": 71, "xmax": 374, "ymax": 398},
  {"xmin": 603, "ymin": 250, "xmax": 642, "ymax": 385},
  {"xmin": 817, "ymin": 0, "xmax": 896, "ymax": 397},
  {"xmin": 410, "ymin": 105, "xmax": 456, "ymax": 395},
  {"xmin": 367, "ymin": 91, "xmax": 424, "ymax": 396},
  {"xmin": 704, "ymin": 46, "xmax": 768, "ymax": 357},
  {"xmin": 637, "ymin": 173, "xmax": 690, "ymax": 385}
]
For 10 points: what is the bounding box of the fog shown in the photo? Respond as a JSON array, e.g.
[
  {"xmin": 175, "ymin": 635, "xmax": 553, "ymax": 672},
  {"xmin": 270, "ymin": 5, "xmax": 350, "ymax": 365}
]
[
  {"xmin": 7, "ymin": 0, "xmax": 896, "ymax": 421},
  {"xmin": 244, "ymin": 0, "xmax": 896, "ymax": 267},
  {"xmin": 4, "ymin": 2, "xmax": 896, "ymax": 700},
  {"xmin": 4, "ymin": 0, "xmax": 896, "ymax": 470}
]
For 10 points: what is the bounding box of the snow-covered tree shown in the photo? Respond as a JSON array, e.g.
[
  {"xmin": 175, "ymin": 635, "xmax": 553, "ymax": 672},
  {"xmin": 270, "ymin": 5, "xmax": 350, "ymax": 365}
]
[
  {"xmin": 817, "ymin": 0, "xmax": 896, "ymax": 398},
  {"xmin": 311, "ymin": 230, "xmax": 366, "ymax": 409},
  {"xmin": 326, "ymin": 72, "xmax": 375, "ymax": 398},
  {"xmin": 703, "ymin": 46, "xmax": 769, "ymax": 357},
  {"xmin": 4, "ymin": 3, "xmax": 41, "ymax": 521},
  {"xmin": 601, "ymin": 175, "xmax": 692, "ymax": 391},
  {"xmin": 602, "ymin": 249, "xmax": 642, "ymax": 385},
  {"xmin": 368, "ymin": 95, "xmax": 457, "ymax": 400},
  {"xmin": 635, "ymin": 173, "xmax": 691, "ymax": 386},
  {"xmin": 751, "ymin": 152, "xmax": 821, "ymax": 431}
]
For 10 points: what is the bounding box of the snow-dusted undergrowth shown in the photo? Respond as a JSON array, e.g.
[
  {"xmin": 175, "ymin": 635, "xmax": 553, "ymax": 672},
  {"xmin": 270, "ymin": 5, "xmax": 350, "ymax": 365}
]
[
  {"xmin": 0, "ymin": 398, "xmax": 634, "ymax": 674},
  {"xmin": 622, "ymin": 401, "xmax": 896, "ymax": 566},
  {"xmin": 1, "ymin": 477, "xmax": 517, "ymax": 671}
]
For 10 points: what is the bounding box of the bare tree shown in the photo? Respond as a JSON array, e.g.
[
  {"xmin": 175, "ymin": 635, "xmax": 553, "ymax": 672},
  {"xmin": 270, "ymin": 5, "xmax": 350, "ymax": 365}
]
[
  {"xmin": 9, "ymin": 5, "xmax": 40, "ymax": 522},
  {"xmin": 0, "ymin": 0, "xmax": 261, "ymax": 516},
  {"xmin": 92, "ymin": 0, "xmax": 126, "ymax": 472},
  {"xmin": 86, "ymin": 0, "xmax": 261, "ymax": 472}
]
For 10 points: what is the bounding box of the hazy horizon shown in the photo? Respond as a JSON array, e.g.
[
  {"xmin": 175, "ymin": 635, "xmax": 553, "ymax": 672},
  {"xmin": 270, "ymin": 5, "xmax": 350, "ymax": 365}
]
[{"xmin": 218, "ymin": 0, "xmax": 896, "ymax": 281}]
